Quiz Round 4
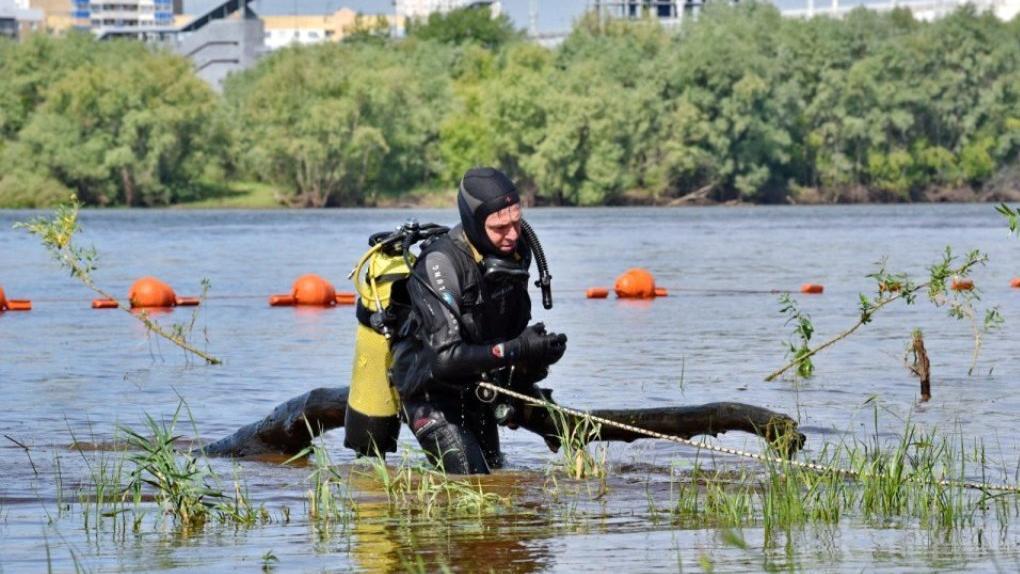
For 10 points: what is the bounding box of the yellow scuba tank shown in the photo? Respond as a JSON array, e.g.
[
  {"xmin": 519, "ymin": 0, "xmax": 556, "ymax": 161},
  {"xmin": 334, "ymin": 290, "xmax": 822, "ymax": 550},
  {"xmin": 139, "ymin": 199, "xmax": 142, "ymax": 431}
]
[
  {"xmin": 344, "ymin": 242, "xmax": 408, "ymax": 456},
  {"xmin": 344, "ymin": 221, "xmax": 449, "ymax": 456}
]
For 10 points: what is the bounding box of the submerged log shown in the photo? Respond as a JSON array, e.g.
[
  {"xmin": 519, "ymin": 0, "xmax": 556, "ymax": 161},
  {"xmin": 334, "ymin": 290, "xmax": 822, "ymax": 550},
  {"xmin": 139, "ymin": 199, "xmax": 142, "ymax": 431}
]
[
  {"xmin": 202, "ymin": 386, "xmax": 805, "ymax": 458},
  {"xmin": 514, "ymin": 388, "xmax": 806, "ymax": 457},
  {"xmin": 202, "ymin": 387, "xmax": 348, "ymax": 457}
]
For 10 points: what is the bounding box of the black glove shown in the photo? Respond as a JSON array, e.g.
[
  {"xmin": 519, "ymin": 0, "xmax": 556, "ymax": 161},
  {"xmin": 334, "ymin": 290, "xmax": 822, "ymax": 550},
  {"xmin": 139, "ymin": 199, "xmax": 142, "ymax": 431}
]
[{"xmin": 504, "ymin": 323, "xmax": 568, "ymax": 368}]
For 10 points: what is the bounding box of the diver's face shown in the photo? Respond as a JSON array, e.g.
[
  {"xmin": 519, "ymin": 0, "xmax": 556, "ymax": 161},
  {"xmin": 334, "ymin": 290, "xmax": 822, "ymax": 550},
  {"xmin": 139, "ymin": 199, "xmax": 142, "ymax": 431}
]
[{"xmin": 484, "ymin": 203, "xmax": 522, "ymax": 255}]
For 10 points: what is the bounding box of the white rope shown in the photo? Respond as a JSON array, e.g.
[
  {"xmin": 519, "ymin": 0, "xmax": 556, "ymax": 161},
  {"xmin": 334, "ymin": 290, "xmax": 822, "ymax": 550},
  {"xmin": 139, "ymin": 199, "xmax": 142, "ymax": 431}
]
[{"xmin": 479, "ymin": 382, "xmax": 1020, "ymax": 494}]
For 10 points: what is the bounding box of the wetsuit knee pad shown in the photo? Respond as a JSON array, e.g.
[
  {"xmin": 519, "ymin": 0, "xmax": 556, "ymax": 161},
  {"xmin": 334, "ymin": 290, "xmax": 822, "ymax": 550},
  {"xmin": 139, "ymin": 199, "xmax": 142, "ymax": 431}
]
[{"xmin": 409, "ymin": 410, "xmax": 490, "ymax": 475}]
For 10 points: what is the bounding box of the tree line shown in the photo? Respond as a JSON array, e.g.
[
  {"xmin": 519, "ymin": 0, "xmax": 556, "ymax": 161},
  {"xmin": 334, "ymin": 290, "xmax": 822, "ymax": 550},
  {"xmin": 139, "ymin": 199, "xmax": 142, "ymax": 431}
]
[{"xmin": 3, "ymin": 3, "xmax": 1020, "ymax": 208}]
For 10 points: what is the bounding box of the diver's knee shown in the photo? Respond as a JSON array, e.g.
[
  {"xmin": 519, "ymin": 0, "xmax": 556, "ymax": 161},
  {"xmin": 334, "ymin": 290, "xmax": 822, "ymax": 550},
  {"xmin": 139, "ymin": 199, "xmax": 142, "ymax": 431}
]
[{"xmin": 410, "ymin": 411, "xmax": 488, "ymax": 475}]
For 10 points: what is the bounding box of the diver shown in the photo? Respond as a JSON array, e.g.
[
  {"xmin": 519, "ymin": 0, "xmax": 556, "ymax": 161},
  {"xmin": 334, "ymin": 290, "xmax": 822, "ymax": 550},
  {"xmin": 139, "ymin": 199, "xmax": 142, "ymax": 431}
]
[{"xmin": 388, "ymin": 167, "xmax": 567, "ymax": 474}]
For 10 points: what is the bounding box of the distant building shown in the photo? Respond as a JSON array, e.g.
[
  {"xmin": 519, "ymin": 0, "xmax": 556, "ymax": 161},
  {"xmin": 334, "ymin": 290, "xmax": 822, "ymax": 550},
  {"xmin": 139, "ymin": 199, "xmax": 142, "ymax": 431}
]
[
  {"xmin": 0, "ymin": 0, "xmax": 43, "ymax": 38},
  {"xmin": 261, "ymin": 7, "xmax": 399, "ymax": 50},
  {"xmin": 73, "ymin": 0, "xmax": 175, "ymax": 34},
  {"xmin": 395, "ymin": 0, "xmax": 501, "ymax": 20},
  {"xmin": 28, "ymin": 0, "xmax": 74, "ymax": 32},
  {"xmin": 591, "ymin": 0, "xmax": 701, "ymax": 25}
]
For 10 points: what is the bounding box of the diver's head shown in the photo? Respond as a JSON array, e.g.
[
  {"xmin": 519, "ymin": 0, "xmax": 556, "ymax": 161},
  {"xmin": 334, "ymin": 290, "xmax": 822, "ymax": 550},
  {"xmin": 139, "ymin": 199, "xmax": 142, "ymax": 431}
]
[{"xmin": 457, "ymin": 167, "xmax": 521, "ymax": 256}]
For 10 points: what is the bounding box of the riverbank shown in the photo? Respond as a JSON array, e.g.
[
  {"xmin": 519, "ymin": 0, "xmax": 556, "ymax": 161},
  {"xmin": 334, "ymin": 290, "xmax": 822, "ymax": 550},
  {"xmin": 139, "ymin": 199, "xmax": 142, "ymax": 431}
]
[
  {"xmin": 171, "ymin": 182, "xmax": 1020, "ymax": 209},
  {"xmin": 2, "ymin": 205, "xmax": 1019, "ymax": 572},
  {"xmin": 7, "ymin": 178, "xmax": 1020, "ymax": 210}
]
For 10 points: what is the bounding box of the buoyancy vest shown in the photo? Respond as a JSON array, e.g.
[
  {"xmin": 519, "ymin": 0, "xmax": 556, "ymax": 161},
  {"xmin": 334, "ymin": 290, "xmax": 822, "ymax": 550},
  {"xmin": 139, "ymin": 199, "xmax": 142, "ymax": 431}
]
[{"xmin": 388, "ymin": 226, "xmax": 532, "ymax": 398}]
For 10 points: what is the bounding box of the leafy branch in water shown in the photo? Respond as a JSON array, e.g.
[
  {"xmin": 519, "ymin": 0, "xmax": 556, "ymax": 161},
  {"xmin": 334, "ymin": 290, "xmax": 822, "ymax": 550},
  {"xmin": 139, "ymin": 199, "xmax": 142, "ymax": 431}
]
[
  {"xmin": 996, "ymin": 203, "xmax": 1018, "ymax": 236},
  {"xmin": 778, "ymin": 293, "xmax": 814, "ymax": 379},
  {"xmin": 766, "ymin": 248, "xmax": 991, "ymax": 382},
  {"xmin": 14, "ymin": 195, "xmax": 221, "ymax": 365}
]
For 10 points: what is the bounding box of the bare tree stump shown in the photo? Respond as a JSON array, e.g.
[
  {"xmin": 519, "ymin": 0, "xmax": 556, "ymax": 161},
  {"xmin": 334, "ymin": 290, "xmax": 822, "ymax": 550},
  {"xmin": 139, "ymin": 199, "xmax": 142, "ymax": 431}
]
[
  {"xmin": 910, "ymin": 329, "xmax": 932, "ymax": 402},
  {"xmin": 202, "ymin": 386, "xmax": 805, "ymax": 458}
]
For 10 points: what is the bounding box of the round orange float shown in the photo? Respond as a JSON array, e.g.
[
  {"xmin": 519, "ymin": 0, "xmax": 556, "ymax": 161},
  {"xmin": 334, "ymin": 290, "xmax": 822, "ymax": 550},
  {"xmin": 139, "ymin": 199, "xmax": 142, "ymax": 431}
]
[
  {"xmin": 270, "ymin": 274, "xmax": 340, "ymax": 307},
  {"xmin": 129, "ymin": 276, "xmax": 178, "ymax": 308},
  {"xmin": 800, "ymin": 283, "xmax": 824, "ymax": 294},
  {"xmin": 1010, "ymin": 277, "xmax": 1020, "ymax": 289},
  {"xmin": 614, "ymin": 268, "xmax": 668, "ymax": 299}
]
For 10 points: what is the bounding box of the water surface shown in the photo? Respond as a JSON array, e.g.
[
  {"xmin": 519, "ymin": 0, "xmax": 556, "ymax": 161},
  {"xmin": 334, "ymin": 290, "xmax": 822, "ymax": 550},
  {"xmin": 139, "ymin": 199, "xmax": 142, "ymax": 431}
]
[{"xmin": 1, "ymin": 205, "xmax": 1019, "ymax": 572}]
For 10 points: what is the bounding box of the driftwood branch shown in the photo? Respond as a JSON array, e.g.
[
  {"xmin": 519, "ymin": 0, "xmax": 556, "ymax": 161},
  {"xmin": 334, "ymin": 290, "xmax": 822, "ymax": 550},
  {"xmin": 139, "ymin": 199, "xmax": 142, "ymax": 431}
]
[
  {"xmin": 202, "ymin": 387, "xmax": 348, "ymax": 457},
  {"xmin": 514, "ymin": 389, "xmax": 805, "ymax": 456},
  {"xmin": 202, "ymin": 386, "xmax": 805, "ymax": 458}
]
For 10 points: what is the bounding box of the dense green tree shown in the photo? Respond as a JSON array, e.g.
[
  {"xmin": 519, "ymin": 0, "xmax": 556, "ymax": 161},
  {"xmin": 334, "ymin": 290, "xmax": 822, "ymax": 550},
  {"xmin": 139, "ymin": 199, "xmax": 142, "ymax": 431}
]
[
  {"xmin": 407, "ymin": 5, "xmax": 520, "ymax": 49},
  {"xmin": 0, "ymin": 36, "xmax": 224, "ymax": 206},
  {"xmin": 224, "ymin": 42, "xmax": 452, "ymax": 206},
  {"xmin": 5, "ymin": 3, "xmax": 1020, "ymax": 208}
]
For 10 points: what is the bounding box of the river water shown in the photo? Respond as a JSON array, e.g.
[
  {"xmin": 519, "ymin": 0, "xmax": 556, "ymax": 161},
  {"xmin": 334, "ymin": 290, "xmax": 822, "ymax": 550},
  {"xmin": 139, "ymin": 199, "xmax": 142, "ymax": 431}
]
[{"xmin": 1, "ymin": 205, "xmax": 1019, "ymax": 572}]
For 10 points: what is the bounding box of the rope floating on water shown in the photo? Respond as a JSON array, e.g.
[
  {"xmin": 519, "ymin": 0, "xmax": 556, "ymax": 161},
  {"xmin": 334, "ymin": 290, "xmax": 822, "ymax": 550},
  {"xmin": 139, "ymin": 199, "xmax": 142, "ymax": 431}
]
[{"xmin": 478, "ymin": 382, "xmax": 1020, "ymax": 494}]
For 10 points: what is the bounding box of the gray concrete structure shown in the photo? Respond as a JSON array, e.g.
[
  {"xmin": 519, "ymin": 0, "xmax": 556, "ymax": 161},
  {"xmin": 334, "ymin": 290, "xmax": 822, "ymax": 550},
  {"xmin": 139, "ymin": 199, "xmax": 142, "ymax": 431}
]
[
  {"xmin": 0, "ymin": 0, "xmax": 43, "ymax": 38},
  {"xmin": 97, "ymin": 0, "xmax": 265, "ymax": 91},
  {"xmin": 174, "ymin": 16, "xmax": 264, "ymax": 91}
]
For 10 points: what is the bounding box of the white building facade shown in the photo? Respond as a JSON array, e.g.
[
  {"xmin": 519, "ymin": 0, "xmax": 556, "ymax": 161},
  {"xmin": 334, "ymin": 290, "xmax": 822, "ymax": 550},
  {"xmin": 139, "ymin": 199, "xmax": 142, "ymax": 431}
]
[
  {"xmin": 76, "ymin": 0, "xmax": 174, "ymax": 32},
  {"xmin": 395, "ymin": 0, "xmax": 501, "ymax": 20}
]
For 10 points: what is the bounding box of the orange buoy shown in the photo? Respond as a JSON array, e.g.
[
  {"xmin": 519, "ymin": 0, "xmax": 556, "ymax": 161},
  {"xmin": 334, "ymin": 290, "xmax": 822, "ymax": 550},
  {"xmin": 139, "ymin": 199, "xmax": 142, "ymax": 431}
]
[
  {"xmin": 950, "ymin": 277, "xmax": 974, "ymax": 292},
  {"xmin": 126, "ymin": 276, "xmax": 201, "ymax": 308},
  {"xmin": 1010, "ymin": 277, "xmax": 1020, "ymax": 289},
  {"xmin": 800, "ymin": 283, "xmax": 824, "ymax": 294},
  {"xmin": 0, "ymin": 286, "xmax": 32, "ymax": 312},
  {"xmin": 270, "ymin": 274, "xmax": 337, "ymax": 307},
  {"xmin": 92, "ymin": 299, "xmax": 119, "ymax": 309},
  {"xmin": 586, "ymin": 287, "xmax": 609, "ymax": 299},
  {"xmin": 129, "ymin": 276, "xmax": 178, "ymax": 308},
  {"xmin": 614, "ymin": 268, "xmax": 661, "ymax": 299},
  {"xmin": 335, "ymin": 292, "xmax": 356, "ymax": 306}
]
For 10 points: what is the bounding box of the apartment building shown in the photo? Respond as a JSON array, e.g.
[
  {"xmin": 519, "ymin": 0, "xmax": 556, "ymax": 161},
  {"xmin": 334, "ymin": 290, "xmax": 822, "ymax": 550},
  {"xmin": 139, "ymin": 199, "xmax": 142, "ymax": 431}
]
[
  {"xmin": 395, "ymin": 0, "xmax": 500, "ymax": 20},
  {"xmin": 72, "ymin": 0, "xmax": 175, "ymax": 32},
  {"xmin": 262, "ymin": 7, "xmax": 399, "ymax": 50},
  {"xmin": 0, "ymin": 0, "xmax": 43, "ymax": 38}
]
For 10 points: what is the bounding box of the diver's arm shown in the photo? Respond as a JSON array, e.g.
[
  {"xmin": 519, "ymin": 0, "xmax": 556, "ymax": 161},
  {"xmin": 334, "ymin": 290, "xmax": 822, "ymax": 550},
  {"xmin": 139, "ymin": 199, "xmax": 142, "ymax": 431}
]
[{"xmin": 412, "ymin": 251, "xmax": 508, "ymax": 379}]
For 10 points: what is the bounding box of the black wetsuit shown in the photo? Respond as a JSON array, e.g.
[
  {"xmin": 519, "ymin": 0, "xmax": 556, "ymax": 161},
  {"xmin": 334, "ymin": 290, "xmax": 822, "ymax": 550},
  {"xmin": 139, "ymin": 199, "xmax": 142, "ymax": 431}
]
[{"xmin": 391, "ymin": 225, "xmax": 532, "ymax": 474}]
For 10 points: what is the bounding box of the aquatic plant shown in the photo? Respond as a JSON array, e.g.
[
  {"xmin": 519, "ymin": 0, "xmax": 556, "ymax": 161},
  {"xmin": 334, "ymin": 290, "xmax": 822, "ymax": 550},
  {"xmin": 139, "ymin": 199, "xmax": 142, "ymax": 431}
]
[
  {"xmin": 547, "ymin": 407, "xmax": 609, "ymax": 481},
  {"xmin": 767, "ymin": 247, "xmax": 996, "ymax": 381},
  {"xmin": 295, "ymin": 439, "xmax": 353, "ymax": 532},
  {"xmin": 119, "ymin": 405, "xmax": 226, "ymax": 529},
  {"xmin": 997, "ymin": 203, "xmax": 1019, "ymax": 236},
  {"xmin": 261, "ymin": 550, "xmax": 278, "ymax": 572},
  {"xmin": 355, "ymin": 448, "xmax": 510, "ymax": 518},
  {"xmin": 14, "ymin": 195, "xmax": 221, "ymax": 364},
  {"xmin": 663, "ymin": 413, "xmax": 1019, "ymax": 541},
  {"xmin": 777, "ymin": 293, "xmax": 814, "ymax": 379}
]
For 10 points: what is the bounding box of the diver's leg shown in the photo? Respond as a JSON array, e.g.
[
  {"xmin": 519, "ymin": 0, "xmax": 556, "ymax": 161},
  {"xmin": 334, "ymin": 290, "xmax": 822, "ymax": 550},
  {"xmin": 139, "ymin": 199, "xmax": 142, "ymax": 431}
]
[
  {"xmin": 402, "ymin": 394, "xmax": 490, "ymax": 475},
  {"xmin": 464, "ymin": 392, "xmax": 503, "ymax": 469}
]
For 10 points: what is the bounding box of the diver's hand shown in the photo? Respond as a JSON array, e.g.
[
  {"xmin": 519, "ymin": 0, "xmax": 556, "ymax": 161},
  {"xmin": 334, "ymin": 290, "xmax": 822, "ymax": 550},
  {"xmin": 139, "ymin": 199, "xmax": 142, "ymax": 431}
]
[{"xmin": 503, "ymin": 324, "xmax": 567, "ymax": 367}]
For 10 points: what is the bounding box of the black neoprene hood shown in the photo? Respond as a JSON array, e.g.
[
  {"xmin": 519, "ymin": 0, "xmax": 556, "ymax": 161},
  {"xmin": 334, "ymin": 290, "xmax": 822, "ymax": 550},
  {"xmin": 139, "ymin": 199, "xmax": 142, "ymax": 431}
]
[{"xmin": 457, "ymin": 167, "xmax": 521, "ymax": 257}]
